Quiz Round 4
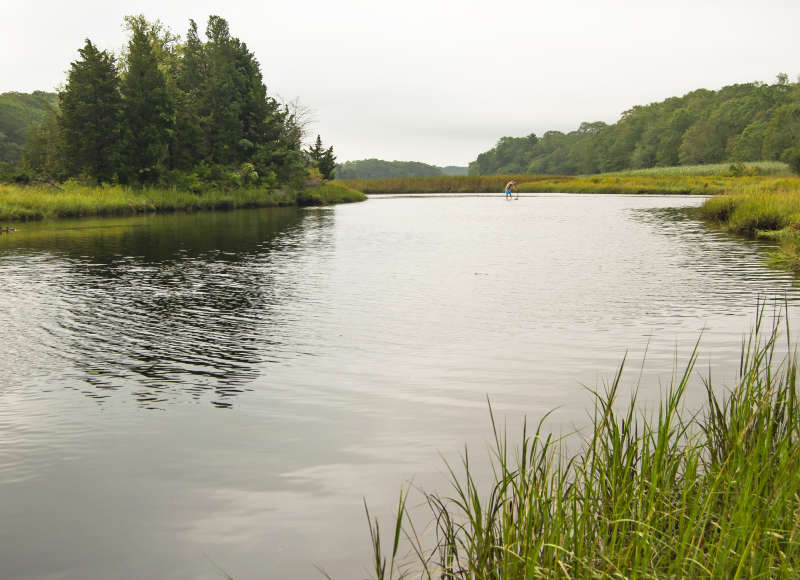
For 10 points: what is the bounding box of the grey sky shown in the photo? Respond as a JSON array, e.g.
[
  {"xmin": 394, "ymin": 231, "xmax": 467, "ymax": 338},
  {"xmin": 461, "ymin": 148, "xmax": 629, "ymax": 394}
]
[{"xmin": 3, "ymin": 0, "xmax": 799, "ymax": 166}]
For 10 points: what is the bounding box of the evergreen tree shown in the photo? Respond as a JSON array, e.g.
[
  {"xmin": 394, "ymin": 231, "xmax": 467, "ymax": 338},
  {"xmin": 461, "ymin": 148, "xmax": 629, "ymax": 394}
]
[
  {"xmin": 319, "ymin": 146, "xmax": 336, "ymax": 180},
  {"xmin": 120, "ymin": 17, "xmax": 174, "ymax": 183},
  {"xmin": 59, "ymin": 39, "xmax": 122, "ymax": 182},
  {"xmin": 306, "ymin": 135, "xmax": 336, "ymax": 180},
  {"xmin": 307, "ymin": 135, "xmax": 325, "ymax": 164},
  {"xmin": 173, "ymin": 19, "xmax": 208, "ymax": 169},
  {"xmin": 202, "ymin": 16, "xmax": 242, "ymax": 165}
]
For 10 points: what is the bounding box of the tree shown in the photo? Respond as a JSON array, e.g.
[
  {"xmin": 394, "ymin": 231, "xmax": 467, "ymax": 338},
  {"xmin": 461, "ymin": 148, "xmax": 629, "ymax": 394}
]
[
  {"xmin": 306, "ymin": 135, "xmax": 336, "ymax": 180},
  {"xmin": 120, "ymin": 16, "xmax": 174, "ymax": 183},
  {"xmin": 21, "ymin": 108, "xmax": 65, "ymax": 179},
  {"xmin": 59, "ymin": 39, "xmax": 122, "ymax": 182},
  {"xmin": 173, "ymin": 19, "xmax": 208, "ymax": 169},
  {"xmin": 307, "ymin": 135, "xmax": 325, "ymax": 164},
  {"xmin": 201, "ymin": 16, "xmax": 242, "ymax": 165},
  {"xmin": 319, "ymin": 146, "xmax": 336, "ymax": 180}
]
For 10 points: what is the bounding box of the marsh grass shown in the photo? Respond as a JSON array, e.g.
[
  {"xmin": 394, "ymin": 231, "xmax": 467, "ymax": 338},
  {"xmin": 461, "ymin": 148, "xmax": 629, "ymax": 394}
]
[
  {"xmin": 0, "ymin": 182, "xmax": 366, "ymax": 223},
  {"xmin": 604, "ymin": 161, "xmax": 791, "ymax": 177},
  {"xmin": 365, "ymin": 306, "xmax": 800, "ymax": 579},
  {"xmin": 335, "ymin": 175, "xmax": 568, "ymax": 194},
  {"xmin": 337, "ymin": 172, "xmax": 797, "ymax": 197},
  {"xmin": 699, "ymin": 180, "xmax": 800, "ymax": 269}
]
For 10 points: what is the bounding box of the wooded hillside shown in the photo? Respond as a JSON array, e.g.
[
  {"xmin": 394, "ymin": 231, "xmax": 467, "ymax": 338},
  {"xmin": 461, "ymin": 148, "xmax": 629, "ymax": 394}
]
[{"xmin": 470, "ymin": 76, "xmax": 800, "ymax": 175}]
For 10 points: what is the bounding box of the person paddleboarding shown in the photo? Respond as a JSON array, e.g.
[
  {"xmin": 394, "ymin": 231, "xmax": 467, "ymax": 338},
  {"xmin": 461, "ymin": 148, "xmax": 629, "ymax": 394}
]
[{"xmin": 505, "ymin": 179, "xmax": 517, "ymax": 199}]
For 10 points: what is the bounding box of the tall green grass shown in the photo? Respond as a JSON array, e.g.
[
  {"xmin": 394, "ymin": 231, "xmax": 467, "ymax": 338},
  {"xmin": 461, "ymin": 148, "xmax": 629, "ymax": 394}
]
[
  {"xmin": 699, "ymin": 179, "xmax": 800, "ymax": 269},
  {"xmin": 366, "ymin": 307, "xmax": 800, "ymax": 579},
  {"xmin": 337, "ymin": 173, "xmax": 794, "ymax": 196},
  {"xmin": 0, "ymin": 182, "xmax": 365, "ymax": 223},
  {"xmin": 604, "ymin": 161, "xmax": 791, "ymax": 177},
  {"xmin": 335, "ymin": 175, "xmax": 569, "ymax": 194}
]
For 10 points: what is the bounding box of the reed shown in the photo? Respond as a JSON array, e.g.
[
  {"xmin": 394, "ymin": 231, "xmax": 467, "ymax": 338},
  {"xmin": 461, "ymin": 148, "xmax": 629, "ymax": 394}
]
[
  {"xmin": 336, "ymin": 173, "xmax": 797, "ymax": 196},
  {"xmin": 335, "ymin": 175, "xmax": 569, "ymax": 194},
  {"xmin": 0, "ymin": 182, "xmax": 366, "ymax": 223},
  {"xmin": 366, "ymin": 306, "xmax": 800, "ymax": 579},
  {"xmin": 605, "ymin": 161, "xmax": 791, "ymax": 177},
  {"xmin": 699, "ymin": 179, "xmax": 800, "ymax": 269}
]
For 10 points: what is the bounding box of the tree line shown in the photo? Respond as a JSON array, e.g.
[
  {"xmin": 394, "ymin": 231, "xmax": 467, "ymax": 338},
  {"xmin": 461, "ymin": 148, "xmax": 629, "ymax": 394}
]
[
  {"xmin": 335, "ymin": 158, "xmax": 468, "ymax": 179},
  {"xmin": 0, "ymin": 92, "xmax": 57, "ymax": 165},
  {"xmin": 17, "ymin": 15, "xmax": 335, "ymax": 188},
  {"xmin": 469, "ymin": 75, "xmax": 800, "ymax": 175}
]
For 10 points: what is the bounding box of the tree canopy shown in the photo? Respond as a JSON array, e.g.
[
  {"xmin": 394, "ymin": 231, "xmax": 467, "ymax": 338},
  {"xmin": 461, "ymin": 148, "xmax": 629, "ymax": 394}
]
[{"xmin": 19, "ymin": 15, "xmax": 335, "ymax": 189}]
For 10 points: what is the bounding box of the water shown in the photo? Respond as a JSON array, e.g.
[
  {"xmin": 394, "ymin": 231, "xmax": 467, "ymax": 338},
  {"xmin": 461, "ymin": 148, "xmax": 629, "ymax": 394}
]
[{"xmin": 1, "ymin": 194, "xmax": 799, "ymax": 579}]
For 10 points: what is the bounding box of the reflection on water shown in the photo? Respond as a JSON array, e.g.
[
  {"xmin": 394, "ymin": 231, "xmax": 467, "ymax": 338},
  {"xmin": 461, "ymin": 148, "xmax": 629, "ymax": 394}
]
[
  {"xmin": 1, "ymin": 208, "xmax": 337, "ymax": 408},
  {"xmin": 3, "ymin": 195, "xmax": 800, "ymax": 580}
]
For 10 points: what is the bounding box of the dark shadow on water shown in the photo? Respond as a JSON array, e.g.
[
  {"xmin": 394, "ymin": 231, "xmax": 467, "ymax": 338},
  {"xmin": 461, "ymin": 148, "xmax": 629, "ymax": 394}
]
[{"xmin": 0, "ymin": 208, "xmax": 337, "ymax": 408}]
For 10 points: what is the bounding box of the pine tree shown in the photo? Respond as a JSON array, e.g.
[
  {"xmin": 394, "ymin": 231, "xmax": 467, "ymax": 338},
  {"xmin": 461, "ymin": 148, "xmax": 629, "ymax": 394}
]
[
  {"xmin": 319, "ymin": 146, "xmax": 336, "ymax": 180},
  {"xmin": 59, "ymin": 39, "xmax": 122, "ymax": 182},
  {"xmin": 307, "ymin": 135, "xmax": 325, "ymax": 164},
  {"xmin": 120, "ymin": 16, "xmax": 174, "ymax": 183},
  {"xmin": 173, "ymin": 19, "xmax": 208, "ymax": 169},
  {"xmin": 202, "ymin": 16, "xmax": 242, "ymax": 165},
  {"xmin": 306, "ymin": 135, "xmax": 336, "ymax": 180}
]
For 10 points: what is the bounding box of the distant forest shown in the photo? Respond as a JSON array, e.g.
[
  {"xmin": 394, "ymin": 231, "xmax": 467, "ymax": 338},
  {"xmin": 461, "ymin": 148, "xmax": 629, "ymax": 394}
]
[
  {"xmin": 1, "ymin": 15, "xmax": 336, "ymax": 189},
  {"xmin": 470, "ymin": 75, "xmax": 800, "ymax": 175},
  {"xmin": 335, "ymin": 158, "xmax": 467, "ymax": 179},
  {"xmin": 0, "ymin": 92, "xmax": 57, "ymax": 165}
]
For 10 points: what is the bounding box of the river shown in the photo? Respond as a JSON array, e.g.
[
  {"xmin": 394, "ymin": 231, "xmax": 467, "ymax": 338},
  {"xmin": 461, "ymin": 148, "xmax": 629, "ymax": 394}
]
[{"xmin": 1, "ymin": 194, "xmax": 799, "ymax": 579}]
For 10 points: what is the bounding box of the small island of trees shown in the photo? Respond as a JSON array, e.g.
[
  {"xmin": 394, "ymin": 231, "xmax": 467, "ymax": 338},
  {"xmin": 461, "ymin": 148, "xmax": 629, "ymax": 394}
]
[{"xmin": 0, "ymin": 14, "xmax": 363, "ymax": 220}]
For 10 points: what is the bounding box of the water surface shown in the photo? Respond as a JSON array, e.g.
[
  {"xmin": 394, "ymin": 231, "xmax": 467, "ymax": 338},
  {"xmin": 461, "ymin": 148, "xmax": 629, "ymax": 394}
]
[{"xmin": 1, "ymin": 195, "xmax": 799, "ymax": 579}]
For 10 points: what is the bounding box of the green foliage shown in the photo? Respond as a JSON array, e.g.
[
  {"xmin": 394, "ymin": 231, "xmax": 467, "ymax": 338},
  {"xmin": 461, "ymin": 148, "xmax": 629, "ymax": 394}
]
[
  {"xmin": 337, "ymin": 174, "xmax": 559, "ymax": 193},
  {"xmin": 366, "ymin": 309, "xmax": 800, "ymax": 578},
  {"xmin": 335, "ymin": 160, "xmax": 468, "ymax": 179},
  {"xmin": 295, "ymin": 182, "xmax": 365, "ymax": 206},
  {"xmin": 12, "ymin": 14, "xmax": 322, "ymax": 194},
  {"xmin": 0, "ymin": 91, "xmax": 57, "ymax": 164},
  {"xmin": 785, "ymin": 148, "xmax": 800, "ymax": 175},
  {"xmin": 336, "ymin": 158, "xmax": 446, "ymax": 179},
  {"xmin": 306, "ymin": 134, "xmax": 336, "ymax": 180},
  {"xmin": 440, "ymin": 165, "xmax": 468, "ymax": 176},
  {"xmin": 120, "ymin": 16, "xmax": 174, "ymax": 184},
  {"xmin": 319, "ymin": 148, "xmax": 336, "ymax": 180},
  {"xmin": 0, "ymin": 181, "xmax": 364, "ymax": 221},
  {"xmin": 470, "ymin": 79, "xmax": 800, "ymax": 176},
  {"xmin": 606, "ymin": 160, "xmax": 789, "ymax": 177},
  {"xmin": 58, "ymin": 39, "xmax": 122, "ymax": 183},
  {"xmin": 20, "ymin": 109, "xmax": 66, "ymax": 179}
]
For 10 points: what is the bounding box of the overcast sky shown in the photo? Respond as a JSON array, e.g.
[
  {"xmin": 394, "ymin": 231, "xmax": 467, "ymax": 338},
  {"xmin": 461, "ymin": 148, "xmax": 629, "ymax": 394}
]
[{"xmin": 3, "ymin": 0, "xmax": 799, "ymax": 166}]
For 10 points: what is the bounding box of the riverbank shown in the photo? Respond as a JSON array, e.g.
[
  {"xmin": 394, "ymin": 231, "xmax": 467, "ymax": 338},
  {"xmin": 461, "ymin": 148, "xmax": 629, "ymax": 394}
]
[
  {"xmin": 699, "ymin": 179, "xmax": 800, "ymax": 269},
  {"xmin": 336, "ymin": 172, "xmax": 792, "ymax": 196},
  {"xmin": 0, "ymin": 182, "xmax": 366, "ymax": 222},
  {"xmin": 367, "ymin": 311, "xmax": 800, "ymax": 579}
]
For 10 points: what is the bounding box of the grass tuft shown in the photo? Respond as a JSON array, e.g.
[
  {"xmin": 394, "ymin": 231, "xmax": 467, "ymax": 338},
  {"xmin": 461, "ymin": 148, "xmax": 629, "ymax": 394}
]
[{"xmin": 365, "ymin": 304, "xmax": 800, "ymax": 578}]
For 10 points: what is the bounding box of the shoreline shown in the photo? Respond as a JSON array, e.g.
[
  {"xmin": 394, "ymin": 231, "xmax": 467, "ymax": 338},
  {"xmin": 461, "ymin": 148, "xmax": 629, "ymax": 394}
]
[
  {"xmin": 337, "ymin": 173, "xmax": 796, "ymax": 196},
  {"xmin": 0, "ymin": 182, "xmax": 366, "ymax": 223}
]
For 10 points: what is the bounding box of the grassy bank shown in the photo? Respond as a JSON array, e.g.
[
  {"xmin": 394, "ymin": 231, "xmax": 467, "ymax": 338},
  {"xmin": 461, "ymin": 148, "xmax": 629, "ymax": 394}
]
[
  {"xmin": 606, "ymin": 160, "xmax": 791, "ymax": 177},
  {"xmin": 335, "ymin": 174, "xmax": 565, "ymax": 194},
  {"xmin": 0, "ymin": 182, "xmax": 365, "ymax": 222},
  {"xmin": 337, "ymin": 171, "xmax": 793, "ymax": 196},
  {"xmin": 366, "ymin": 310, "xmax": 800, "ymax": 579},
  {"xmin": 699, "ymin": 179, "xmax": 800, "ymax": 269}
]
